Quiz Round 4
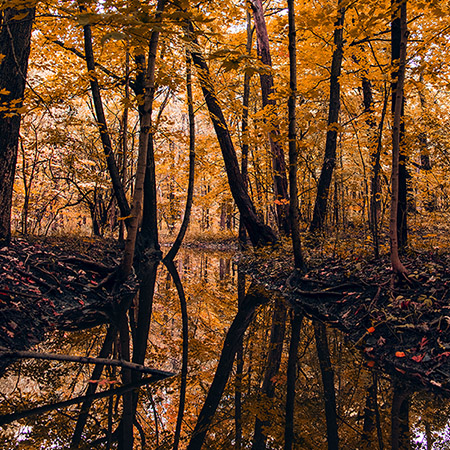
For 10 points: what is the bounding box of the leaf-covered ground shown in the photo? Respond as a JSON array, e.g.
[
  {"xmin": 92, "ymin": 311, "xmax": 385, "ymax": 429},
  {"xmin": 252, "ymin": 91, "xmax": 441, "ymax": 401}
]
[
  {"xmin": 0, "ymin": 237, "xmax": 134, "ymax": 373},
  {"xmin": 243, "ymin": 243, "xmax": 450, "ymax": 396},
  {"xmin": 2, "ymin": 235, "xmax": 450, "ymax": 397}
]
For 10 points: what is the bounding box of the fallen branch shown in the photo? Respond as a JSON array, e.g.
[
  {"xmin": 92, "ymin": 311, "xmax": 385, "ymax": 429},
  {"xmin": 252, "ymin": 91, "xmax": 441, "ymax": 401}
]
[
  {"xmin": 0, "ymin": 376, "xmax": 159, "ymax": 426},
  {"xmin": 0, "ymin": 349, "xmax": 174, "ymax": 378}
]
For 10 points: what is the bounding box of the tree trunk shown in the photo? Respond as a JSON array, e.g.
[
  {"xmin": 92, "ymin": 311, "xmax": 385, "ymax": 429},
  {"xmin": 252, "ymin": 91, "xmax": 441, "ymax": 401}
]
[
  {"xmin": 249, "ymin": 0, "xmax": 290, "ymax": 235},
  {"xmin": 391, "ymin": 379, "xmax": 411, "ymax": 450},
  {"xmin": 310, "ymin": 2, "xmax": 345, "ymax": 234},
  {"xmin": 389, "ymin": 0, "xmax": 408, "ymax": 276},
  {"xmin": 0, "ymin": 6, "xmax": 35, "ymax": 245},
  {"xmin": 189, "ymin": 29, "xmax": 277, "ymax": 247},
  {"xmin": 80, "ymin": 7, "xmax": 131, "ymax": 223},
  {"xmin": 287, "ymin": 0, "xmax": 306, "ymax": 271},
  {"xmin": 164, "ymin": 51, "xmax": 196, "ymax": 263},
  {"xmin": 121, "ymin": 0, "xmax": 165, "ymax": 277}
]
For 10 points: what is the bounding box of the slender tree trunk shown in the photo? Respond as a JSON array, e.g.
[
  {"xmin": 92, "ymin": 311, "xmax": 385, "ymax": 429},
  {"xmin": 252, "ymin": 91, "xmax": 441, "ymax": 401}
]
[
  {"xmin": 249, "ymin": 0, "xmax": 290, "ymax": 235},
  {"xmin": 310, "ymin": 1, "xmax": 345, "ymax": 234},
  {"xmin": 252, "ymin": 297, "xmax": 287, "ymax": 450},
  {"xmin": 389, "ymin": 0, "xmax": 408, "ymax": 276},
  {"xmin": 188, "ymin": 23, "xmax": 277, "ymax": 247},
  {"xmin": 164, "ymin": 51, "xmax": 196, "ymax": 262},
  {"xmin": 80, "ymin": 6, "xmax": 131, "ymax": 222},
  {"xmin": 239, "ymin": 11, "xmax": 253, "ymax": 250},
  {"xmin": 0, "ymin": 6, "xmax": 35, "ymax": 245},
  {"xmin": 121, "ymin": 0, "xmax": 165, "ymax": 277},
  {"xmin": 361, "ymin": 372, "xmax": 378, "ymax": 448},
  {"xmin": 284, "ymin": 310, "xmax": 303, "ymax": 450},
  {"xmin": 314, "ymin": 321, "xmax": 339, "ymax": 450},
  {"xmin": 71, "ymin": 326, "xmax": 116, "ymax": 448},
  {"xmin": 287, "ymin": 0, "xmax": 306, "ymax": 271},
  {"xmin": 235, "ymin": 265, "xmax": 246, "ymax": 449},
  {"xmin": 164, "ymin": 261, "xmax": 189, "ymax": 450},
  {"xmin": 186, "ymin": 283, "xmax": 271, "ymax": 450}
]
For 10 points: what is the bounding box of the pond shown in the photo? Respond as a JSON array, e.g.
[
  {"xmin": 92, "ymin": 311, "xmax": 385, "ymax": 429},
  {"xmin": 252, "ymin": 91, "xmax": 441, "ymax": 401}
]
[{"xmin": 0, "ymin": 249, "xmax": 449, "ymax": 449}]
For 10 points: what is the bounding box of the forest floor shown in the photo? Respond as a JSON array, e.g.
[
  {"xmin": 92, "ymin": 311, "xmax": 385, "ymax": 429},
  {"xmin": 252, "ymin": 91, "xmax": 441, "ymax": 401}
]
[{"xmin": 1, "ymin": 233, "xmax": 450, "ymax": 398}]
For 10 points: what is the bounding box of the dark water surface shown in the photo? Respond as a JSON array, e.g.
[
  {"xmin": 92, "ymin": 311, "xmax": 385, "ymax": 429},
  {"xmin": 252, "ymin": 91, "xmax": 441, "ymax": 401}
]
[{"xmin": 0, "ymin": 249, "xmax": 449, "ymax": 449}]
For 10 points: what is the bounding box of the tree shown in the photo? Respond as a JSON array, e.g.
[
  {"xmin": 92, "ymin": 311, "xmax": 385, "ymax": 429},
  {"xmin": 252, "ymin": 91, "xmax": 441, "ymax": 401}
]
[
  {"xmin": 0, "ymin": 4, "xmax": 36, "ymax": 245},
  {"xmin": 310, "ymin": 0, "xmax": 346, "ymax": 234}
]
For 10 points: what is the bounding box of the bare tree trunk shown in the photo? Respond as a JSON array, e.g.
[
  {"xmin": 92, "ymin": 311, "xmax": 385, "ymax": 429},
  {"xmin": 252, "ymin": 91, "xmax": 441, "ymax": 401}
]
[
  {"xmin": 287, "ymin": 0, "xmax": 306, "ymax": 271},
  {"xmin": 80, "ymin": 6, "xmax": 131, "ymax": 223},
  {"xmin": 310, "ymin": 1, "xmax": 345, "ymax": 234},
  {"xmin": 239, "ymin": 11, "xmax": 253, "ymax": 250},
  {"xmin": 389, "ymin": 0, "xmax": 408, "ymax": 276},
  {"xmin": 164, "ymin": 51, "xmax": 196, "ymax": 262},
  {"xmin": 121, "ymin": 0, "xmax": 166, "ymax": 277},
  {"xmin": 249, "ymin": 0, "xmax": 290, "ymax": 235},
  {"xmin": 188, "ymin": 26, "xmax": 277, "ymax": 247},
  {"xmin": 0, "ymin": 6, "xmax": 35, "ymax": 245}
]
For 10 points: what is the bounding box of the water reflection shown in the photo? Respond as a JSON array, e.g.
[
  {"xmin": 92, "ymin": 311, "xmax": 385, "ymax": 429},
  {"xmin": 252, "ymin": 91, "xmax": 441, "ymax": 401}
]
[{"xmin": 0, "ymin": 248, "xmax": 449, "ymax": 449}]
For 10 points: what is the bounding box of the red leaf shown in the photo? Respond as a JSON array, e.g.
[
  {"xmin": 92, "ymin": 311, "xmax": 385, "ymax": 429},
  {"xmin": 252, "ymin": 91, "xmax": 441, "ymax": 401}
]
[{"xmin": 412, "ymin": 354, "xmax": 424, "ymax": 363}]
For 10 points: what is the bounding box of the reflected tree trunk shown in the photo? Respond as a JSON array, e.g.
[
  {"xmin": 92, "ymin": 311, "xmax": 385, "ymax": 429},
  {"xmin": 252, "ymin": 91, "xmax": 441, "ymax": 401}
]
[
  {"xmin": 284, "ymin": 310, "xmax": 303, "ymax": 450},
  {"xmin": 235, "ymin": 264, "xmax": 246, "ymax": 449},
  {"xmin": 186, "ymin": 283, "xmax": 271, "ymax": 450},
  {"xmin": 314, "ymin": 321, "xmax": 339, "ymax": 450},
  {"xmin": 71, "ymin": 325, "xmax": 116, "ymax": 448},
  {"xmin": 391, "ymin": 379, "xmax": 411, "ymax": 450},
  {"xmin": 361, "ymin": 371, "xmax": 378, "ymax": 448},
  {"xmin": 164, "ymin": 261, "xmax": 189, "ymax": 450},
  {"xmin": 252, "ymin": 297, "xmax": 287, "ymax": 450}
]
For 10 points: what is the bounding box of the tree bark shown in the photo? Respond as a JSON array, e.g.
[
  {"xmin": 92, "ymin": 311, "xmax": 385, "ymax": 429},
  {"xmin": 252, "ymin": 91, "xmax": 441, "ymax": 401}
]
[
  {"xmin": 249, "ymin": 0, "xmax": 290, "ymax": 235},
  {"xmin": 189, "ymin": 28, "xmax": 277, "ymax": 247},
  {"xmin": 0, "ymin": 6, "xmax": 35, "ymax": 245},
  {"xmin": 389, "ymin": 0, "xmax": 408, "ymax": 276},
  {"xmin": 310, "ymin": 2, "xmax": 346, "ymax": 234},
  {"xmin": 121, "ymin": 0, "xmax": 165, "ymax": 276},
  {"xmin": 287, "ymin": 0, "xmax": 306, "ymax": 271},
  {"xmin": 164, "ymin": 51, "xmax": 196, "ymax": 262},
  {"xmin": 80, "ymin": 7, "xmax": 131, "ymax": 223}
]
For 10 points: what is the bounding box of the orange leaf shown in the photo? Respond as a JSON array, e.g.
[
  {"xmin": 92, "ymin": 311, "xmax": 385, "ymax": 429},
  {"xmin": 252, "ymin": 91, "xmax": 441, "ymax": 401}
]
[
  {"xmin": 367, "ymin": 327, "xmax": 375, "ymax": 333},
  {"xmin": 367, "ymin": 360, "xmax": 375, "ymax": 368},
  {"xmin": 395, "ymin": 351, "xmax": 406, "ymax": 358}
]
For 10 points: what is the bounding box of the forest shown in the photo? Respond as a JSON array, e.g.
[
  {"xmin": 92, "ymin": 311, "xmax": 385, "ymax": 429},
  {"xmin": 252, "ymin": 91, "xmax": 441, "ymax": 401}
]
[{"xmin": 1, "ymin": 0, "xmax": 450, "ymax": 448}]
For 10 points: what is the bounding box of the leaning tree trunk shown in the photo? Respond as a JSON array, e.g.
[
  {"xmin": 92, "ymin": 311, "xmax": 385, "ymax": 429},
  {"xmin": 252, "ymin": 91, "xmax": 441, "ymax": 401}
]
[
  {"xmin": 189, "ymin": 29, "xmax": 277, "ymax": 247},
  {"xmin": 80, "ymin": 7, "xmax": 131, "ymax": 223},
  {"xmin": 287, "ymin": 0, "xmax": 306, "ymax": 271},
  {"xmin": 389, "ymin": 0, "xmax": 408, "ymax": 276},
  {"xmin": 0, "ymin": 6, "xmax": 35, "ymax": 245},
  {"xmin": 310, "ymin": 1, "xmax": 345, "ymax": 234},
  {"xmin": 250, "ymin": 0, "xmax": 290, "ymax": 235},
  {"xmin": 121, "ymin": 0, "xmax": 166, "ymax": 277}
]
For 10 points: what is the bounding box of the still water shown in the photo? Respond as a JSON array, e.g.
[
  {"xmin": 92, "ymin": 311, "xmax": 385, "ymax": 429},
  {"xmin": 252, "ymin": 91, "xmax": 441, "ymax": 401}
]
[{"xmin": 0, "ymin": 249, "xmax": 449, "ymax": 449}]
